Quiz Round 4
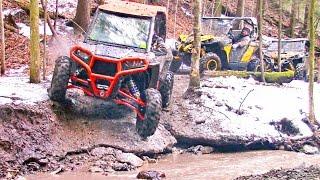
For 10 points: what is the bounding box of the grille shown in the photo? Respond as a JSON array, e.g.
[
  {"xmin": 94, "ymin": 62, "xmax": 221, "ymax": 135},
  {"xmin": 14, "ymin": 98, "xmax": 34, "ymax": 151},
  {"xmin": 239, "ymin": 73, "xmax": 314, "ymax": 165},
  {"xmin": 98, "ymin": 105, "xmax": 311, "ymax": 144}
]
[{"xmin": 92, "ymin": 60, "xmax": 117, "ymax": 77}]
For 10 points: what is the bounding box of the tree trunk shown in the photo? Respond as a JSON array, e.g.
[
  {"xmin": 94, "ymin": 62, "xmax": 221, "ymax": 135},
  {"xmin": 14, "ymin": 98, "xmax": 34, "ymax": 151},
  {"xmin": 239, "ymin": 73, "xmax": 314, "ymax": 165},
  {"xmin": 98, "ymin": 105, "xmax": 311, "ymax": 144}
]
[
  {"xmin": 259, "ymin": 0, "xmax": 265, "ymax": 82},
  {"xmin": 308, "ymin": 0, "xmax": 316, "ymax": 124},
  {"xmin": 290, "ymin": 0, "xmax": 297, "ymax": 37},
  {"xmin": 74, "ymin": 0, "xmax": 91, "ymax": 34},
  {"xmin": 277, "ymin": 0, "xmax": 282, "ymax": 72},
  {"xmin": 303, "ymin": 1, "xmax": 309, "ymax": 31},
  {"xmin": 0, "ymin": 0, "xmax": 5, "ymax": 75},
  {"xmin": 41, "ymin": 0, "xmax": 47, "ymax": 80},
  {"xmin": 213, "ymin": 0, "xmax": 222, "ymax": 17},
  {"xmin": 189, "ymin": 0, "xmax": 201, "ymax": 89},
  {"xmin": 30, "ymin": 0, "xmax": 40, "ymax": 83},
  {"xmin": 236, "ymin": 0, "xmax": 245, "ymax": 17}
]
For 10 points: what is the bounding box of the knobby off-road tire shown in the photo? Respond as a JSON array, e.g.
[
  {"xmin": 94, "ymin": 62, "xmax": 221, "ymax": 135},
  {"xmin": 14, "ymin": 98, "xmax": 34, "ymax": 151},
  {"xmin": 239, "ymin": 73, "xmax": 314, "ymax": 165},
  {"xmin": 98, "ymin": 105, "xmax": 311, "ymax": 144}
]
[
  {"xmin": 48, "ymin": 56, "xmax": 71, "ymax": 103},
  {"xmin": 247, "ymin": 58, "xmax": 273, "ymax": 72},
  {"xmin": 159, "ymin": 71, "xmax": 174, "ymax": 108},
  {"xmin": 169, "ymin": 59, "xmax": 182, "ymax": 73},
  {"xmin": 136, "ymin": 88, "xmax": 162, "ymax": 139},
  {"xmin": 294, "ymin": 63, "xmax": 306, "ymax": 80},
  {"xmin": 200, "ymin": 53, "xmax": 222, "ymax": 73}
]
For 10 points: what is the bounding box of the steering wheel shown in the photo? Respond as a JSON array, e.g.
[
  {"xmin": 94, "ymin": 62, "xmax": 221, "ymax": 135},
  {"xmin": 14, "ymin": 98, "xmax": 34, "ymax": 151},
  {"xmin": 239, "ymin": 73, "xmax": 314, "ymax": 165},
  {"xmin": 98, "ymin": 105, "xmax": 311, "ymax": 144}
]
[{"xmin": 227, "ymin": 28, "xmax": 234, "ymax": 40}]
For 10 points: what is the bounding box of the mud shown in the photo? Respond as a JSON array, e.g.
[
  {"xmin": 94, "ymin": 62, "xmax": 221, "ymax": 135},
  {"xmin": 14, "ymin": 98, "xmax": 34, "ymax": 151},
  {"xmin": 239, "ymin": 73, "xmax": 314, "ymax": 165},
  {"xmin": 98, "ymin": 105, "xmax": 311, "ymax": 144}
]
[
  {"xmin": 236, "ymin": 165, "xmax": 320, "ymax": 180},
  {"xmin": 27, "ymin": 150, "xmax": 320, "ymax": 180},
  {"xmin": 0, "ymin": 90, "xmax": 175, "ymax": 178}
]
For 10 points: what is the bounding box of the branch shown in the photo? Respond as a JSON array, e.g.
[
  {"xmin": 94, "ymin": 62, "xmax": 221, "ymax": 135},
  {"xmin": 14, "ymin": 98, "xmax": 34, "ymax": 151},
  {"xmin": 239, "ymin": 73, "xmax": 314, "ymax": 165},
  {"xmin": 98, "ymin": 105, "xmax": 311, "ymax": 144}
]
[{"xmin": 237, "ymin": 89, "xmax": 254, "ymax": 115}]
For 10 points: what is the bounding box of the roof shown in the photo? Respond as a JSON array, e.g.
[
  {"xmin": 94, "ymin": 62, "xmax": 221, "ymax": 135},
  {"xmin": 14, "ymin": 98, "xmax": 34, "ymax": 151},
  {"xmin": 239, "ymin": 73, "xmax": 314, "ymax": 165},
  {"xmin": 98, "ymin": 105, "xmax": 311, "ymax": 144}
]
[
  {"xmin": 99, "ymin": 0, "xmax": 166, "ymax": 17},
  {"xmin": 202, "ymin": 16, "xmax": 258, "ymax": 26}
]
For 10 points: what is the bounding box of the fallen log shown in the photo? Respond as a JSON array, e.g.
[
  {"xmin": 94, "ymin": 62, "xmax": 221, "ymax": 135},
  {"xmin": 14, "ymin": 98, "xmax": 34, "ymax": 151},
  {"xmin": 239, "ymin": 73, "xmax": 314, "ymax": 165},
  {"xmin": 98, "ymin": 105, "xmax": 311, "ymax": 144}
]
[
  {"xmin": 14, "ymin": 0, "xmax": 66, "ymax": 19},
  {"xmin": 206, "ymin": 70, "xmax": 295, "ymax": 84}
]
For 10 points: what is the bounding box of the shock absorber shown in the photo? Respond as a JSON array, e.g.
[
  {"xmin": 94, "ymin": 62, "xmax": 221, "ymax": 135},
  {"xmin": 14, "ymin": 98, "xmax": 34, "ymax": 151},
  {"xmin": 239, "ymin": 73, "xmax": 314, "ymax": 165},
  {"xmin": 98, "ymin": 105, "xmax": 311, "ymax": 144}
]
[{"xmin": 127, "ymin": 78, "xmax": 140, "ymax": 98}]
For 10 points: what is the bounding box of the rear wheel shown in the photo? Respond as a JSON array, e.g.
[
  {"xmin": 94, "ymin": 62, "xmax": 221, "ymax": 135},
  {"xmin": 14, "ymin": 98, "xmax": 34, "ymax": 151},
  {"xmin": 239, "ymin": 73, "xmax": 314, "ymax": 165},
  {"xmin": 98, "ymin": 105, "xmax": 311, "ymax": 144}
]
[
  {"xmin": 169, "ymin": 59, "xmax": 182, "ymax": 73},
  {"xmin": 136, "ymin": 88, "xmax": 162, "ymax": 138},
  {"xmin": 295, "ymin": 63, "xmax": 306, "ymax": 80},
  {"xmin": 159, "ymin": 71, "xmax": 174, "ymax": 108},
  {"xmin": 247, "ymin": 59, "xmax": 273, "ymax": 72},
  {"xmin": 48, "ymin": 56, "xmax": 71, "ymax": 103},
  {"xmin": 200, "ymin": 53, "xmax": 222, "ymax": 73},
  {"xmin": 281, "ymin": 62, "xmax": 295, "ymax": 71}
]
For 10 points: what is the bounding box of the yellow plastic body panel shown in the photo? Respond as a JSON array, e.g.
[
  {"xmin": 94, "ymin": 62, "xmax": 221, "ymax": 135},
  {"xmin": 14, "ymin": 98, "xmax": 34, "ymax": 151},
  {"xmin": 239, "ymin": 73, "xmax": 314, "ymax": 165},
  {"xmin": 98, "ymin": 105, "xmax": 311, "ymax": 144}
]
[
  {"xmin": 224, "ymin": 44, "xmax": 232, "ymax": 62},
  {"xmin": 241, "ymin": 46, "xmax": 256, "ymax": 62}
]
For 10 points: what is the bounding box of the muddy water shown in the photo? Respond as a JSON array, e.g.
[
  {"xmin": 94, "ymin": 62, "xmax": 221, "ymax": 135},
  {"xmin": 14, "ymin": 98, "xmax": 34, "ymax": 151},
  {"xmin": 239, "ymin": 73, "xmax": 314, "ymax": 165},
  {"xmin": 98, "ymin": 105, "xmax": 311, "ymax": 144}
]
[{"xmin": 28, "ymin": 150, "xmax": 320, "ymax": 180}]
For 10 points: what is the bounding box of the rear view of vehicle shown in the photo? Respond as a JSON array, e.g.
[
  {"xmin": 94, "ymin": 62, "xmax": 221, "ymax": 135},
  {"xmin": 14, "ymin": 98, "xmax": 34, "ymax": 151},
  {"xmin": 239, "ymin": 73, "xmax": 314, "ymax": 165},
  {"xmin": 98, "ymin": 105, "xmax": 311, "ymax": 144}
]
[{"xmin": 48, "ymin": 1, "xmax": 174, "ymax": 138}]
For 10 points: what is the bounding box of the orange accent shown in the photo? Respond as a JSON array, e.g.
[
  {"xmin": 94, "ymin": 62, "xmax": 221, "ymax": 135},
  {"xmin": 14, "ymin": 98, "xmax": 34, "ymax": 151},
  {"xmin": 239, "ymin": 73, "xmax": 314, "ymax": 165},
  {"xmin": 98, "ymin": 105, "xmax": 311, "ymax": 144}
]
[{"xmin": 68, "ymin": 45, "xmax": 149, "ymax": 120}]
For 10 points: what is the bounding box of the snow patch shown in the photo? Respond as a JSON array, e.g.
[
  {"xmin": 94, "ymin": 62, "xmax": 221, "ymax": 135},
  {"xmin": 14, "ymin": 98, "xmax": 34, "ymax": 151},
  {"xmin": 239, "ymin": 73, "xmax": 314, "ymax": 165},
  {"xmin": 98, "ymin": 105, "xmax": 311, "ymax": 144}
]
[
  {"xmin": 17, "ymin": 21, "xmax": 53, "ymax": 38},
  {"xmin": 189, "ymin": 77, "xmax": 320, "ymax": 139},
  {"xmin": 0, "ymin": 76, "xmax": 50, "ymax": 105}
]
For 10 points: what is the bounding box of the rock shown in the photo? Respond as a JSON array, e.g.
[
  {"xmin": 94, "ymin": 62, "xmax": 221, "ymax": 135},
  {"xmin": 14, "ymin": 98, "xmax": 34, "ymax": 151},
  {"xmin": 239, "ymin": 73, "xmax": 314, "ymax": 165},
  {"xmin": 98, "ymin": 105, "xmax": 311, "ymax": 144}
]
[
  {"xmin": 302, "ymin": 145, "xmax": 319, "ymax": 154},
  {"xmin": 200, "ymin": 146, "xmax": 214, "ymax": 154},
  {"xmin": 50, "ymin": 165, "xmax": 65, "ymax": 175},
  {"xmin": 38, "ymin": 158, "xmax": 49, "ymax": 166},
  {"xmin": 91, "ymin": 147, "xmax": 114, "ymax": 157},
  {"xmin": 115, "ymin": 152, "xmax": 143, "ymax": 167},
  {"xmin": 94, "ymin": 160, "xmax": 108, "ymax": 166},
  {"xmin": 27, "ymin": 162, "xmax": 40, "ymax": 171},
  {"xmin": 137, "ymin": 170, "xmax": 166, "ymax": 179},
  {"xmin": 215, "ymin": 102, "xmax": 223, "ymax": 107},
  {"xmin": 112, "ymin": 162, "xmax": 131, "ymax": 171},
  {"xmin": 143, "ymin": 156, "xmax": 157, "ymax": 163},
  {"xmin": 195, "ymin": 119, "xmax": 206, "ymax": 125},
  {"xmin": 187, "ymin": 145, "xmax": 214, "ymax": 154},
  {"xmin": 89, "ymin": 166, "xmax": 104, "ymax": 173}
]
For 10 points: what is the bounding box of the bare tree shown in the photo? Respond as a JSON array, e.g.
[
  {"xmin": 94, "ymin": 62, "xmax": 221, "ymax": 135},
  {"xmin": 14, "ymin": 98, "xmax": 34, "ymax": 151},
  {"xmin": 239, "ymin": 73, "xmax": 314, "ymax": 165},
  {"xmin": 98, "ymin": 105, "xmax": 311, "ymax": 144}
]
[
  {"xmin": 42, "ymin": 0, "xmax": 47, "ymax": 80},
  {"xmin": 236, "ymin": 0, "xmax": 245, "ymax": 17},
  {"xmin": 189, "ymin": 0, "xmax": 201, "ymax": 88},
  {"xmin": 303, "ymin": 1, "xmax": 309, "ymax": 31},
  {"xmin": 308, "ymin": 0, "xmax": 316, "ymax": 124},
  {"xmin": 213, "ymin": 0, "xmax": 222, "ymax": 17},
  {"xmin": 0, "ymin": 0, "xmax": 5, "ymax": 75},
  {"xmin": 277, "ymin": 0, "xmax": 282, "ymax": 72},
  {"xmin": 54, "ymin": 0, "xmax": 58, "ymax": 29},
  {"xmin": 290, "ymin": 0, "xmax": 298, "ymax": 37},
  {"xmin": 74, "ymin": 0, "xmax": 91, "ymax": 34},
  {"xmin": 30, "ymin": 0, "xmax": 41, "ymax": 83},
  {"xmin": 258, "ymin": 0, "xmax": 265, "ymax": 82}
]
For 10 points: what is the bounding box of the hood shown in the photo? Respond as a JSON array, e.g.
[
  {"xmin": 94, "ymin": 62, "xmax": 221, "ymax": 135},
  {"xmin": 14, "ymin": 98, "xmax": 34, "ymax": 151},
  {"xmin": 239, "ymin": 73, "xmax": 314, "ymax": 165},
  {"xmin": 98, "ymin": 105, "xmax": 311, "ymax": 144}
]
[
  {"xmin": 80, "ymin": 43, "xmax": 155, "ymax": 60},
  {"xmin": 266, "ymin": 51, "xmax": 305, "ymax": 60}
]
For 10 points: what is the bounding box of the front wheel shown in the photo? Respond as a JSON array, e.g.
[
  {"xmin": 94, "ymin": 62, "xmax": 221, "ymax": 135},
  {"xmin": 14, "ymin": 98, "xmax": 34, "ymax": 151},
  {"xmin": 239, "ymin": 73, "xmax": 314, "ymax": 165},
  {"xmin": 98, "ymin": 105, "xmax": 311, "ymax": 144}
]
[
  {"xmin": 200, "ymin": 53, "xmax": 222, "ymax": 73},
  {"xmin": 136, "ymin": 88, "xmax": 162, "ymax": 138},
  {"xmin": 159, "ymin": 71, "xmax": 174, "ymax": 108},
  {"xmin": 48, "ymin": 56, "xmax": 71, "ymax": 103}
]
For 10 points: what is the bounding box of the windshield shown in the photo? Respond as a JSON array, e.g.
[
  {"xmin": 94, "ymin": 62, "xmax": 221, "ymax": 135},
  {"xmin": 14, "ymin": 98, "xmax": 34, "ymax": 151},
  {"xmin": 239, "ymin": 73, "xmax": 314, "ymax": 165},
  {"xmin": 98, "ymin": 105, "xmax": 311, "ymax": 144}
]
[
  {"xmin": 202, "ymin": 19, "xmax": 233, "ymax": 36},
  {"xmin": 87, "ymin": 10, "xmax": 152, "ymax": 49},
  {"xmin": 267, "ymin": 41, "xmax": 306, "ymax": 52},
  {"xmin": 201, "ymin": 18, "xmax": 254, "ymax": 37}
]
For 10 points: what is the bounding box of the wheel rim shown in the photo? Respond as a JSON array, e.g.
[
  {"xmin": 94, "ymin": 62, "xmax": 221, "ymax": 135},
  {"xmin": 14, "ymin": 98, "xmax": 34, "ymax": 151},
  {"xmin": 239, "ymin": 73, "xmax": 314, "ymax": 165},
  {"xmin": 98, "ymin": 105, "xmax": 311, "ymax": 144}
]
[{"xmin": 206, "ymin": 59, "xmax": 218, "ymax": 71}]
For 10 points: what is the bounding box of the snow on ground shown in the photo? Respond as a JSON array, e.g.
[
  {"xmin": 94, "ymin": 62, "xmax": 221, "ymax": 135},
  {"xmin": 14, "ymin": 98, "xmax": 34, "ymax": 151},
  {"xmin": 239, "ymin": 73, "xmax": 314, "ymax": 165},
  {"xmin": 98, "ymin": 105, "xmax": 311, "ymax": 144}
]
[
  {"xmin": 190, "ymin": 76, "xmax": 320, "ymax": 139},
  {"xmin": 0, "ymin": 68, "xmax": 50, "ymax": 105},
  {"xmin": 17, "ymin": 21, "xmax": 53, "ymax": 38},
  {"xmin": 46, "ymin": 0, "xmax": 78, "ymax": 18}
]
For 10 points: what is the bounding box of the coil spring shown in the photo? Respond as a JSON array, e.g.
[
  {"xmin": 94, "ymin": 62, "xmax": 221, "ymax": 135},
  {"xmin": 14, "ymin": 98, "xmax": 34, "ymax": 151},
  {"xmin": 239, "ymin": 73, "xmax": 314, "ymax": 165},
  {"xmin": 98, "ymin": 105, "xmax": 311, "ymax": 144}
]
[{"xmin": 127, "ymin": 78, "xmax": 140, "ymax": 98}]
